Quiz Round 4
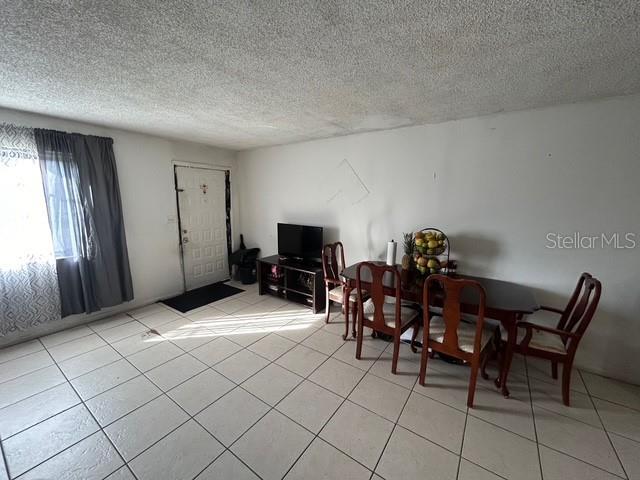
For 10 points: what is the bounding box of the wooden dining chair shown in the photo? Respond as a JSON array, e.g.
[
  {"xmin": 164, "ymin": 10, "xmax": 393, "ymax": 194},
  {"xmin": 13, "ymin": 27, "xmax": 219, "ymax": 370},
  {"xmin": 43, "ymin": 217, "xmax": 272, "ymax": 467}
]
[
  {"xmin": 355, "ymin": 262, "xmax": 420, "ymax": 374},
  {"xmin": 322, "ymin": 242, "xmax": 358, "ymax": 336},
  {"xmin": 419, "ymin": 275, "xmax": 497, "ymax": 408},
  {"xmin": 504, "ymin": 272, "xmax": 601, "ymax": 406}
]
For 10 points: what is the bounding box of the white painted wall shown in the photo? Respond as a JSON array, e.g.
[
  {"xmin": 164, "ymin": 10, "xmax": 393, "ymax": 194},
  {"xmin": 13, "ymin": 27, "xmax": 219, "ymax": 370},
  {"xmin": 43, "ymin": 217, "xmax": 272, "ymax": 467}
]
[
  {"xmin": 237, "ymin": 94, "xmax": 640, "ymax": 385},
  {"xmin": 0, "ymin": 107, "xmax": 237, "ymax": 345}
]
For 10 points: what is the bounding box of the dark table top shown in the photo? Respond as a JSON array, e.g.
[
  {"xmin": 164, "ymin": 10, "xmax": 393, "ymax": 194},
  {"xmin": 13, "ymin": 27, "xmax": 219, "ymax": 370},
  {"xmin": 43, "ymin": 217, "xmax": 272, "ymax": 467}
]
[{"xmin": 341, "ymin": 262, "xmax": 539, "ymax": 317}]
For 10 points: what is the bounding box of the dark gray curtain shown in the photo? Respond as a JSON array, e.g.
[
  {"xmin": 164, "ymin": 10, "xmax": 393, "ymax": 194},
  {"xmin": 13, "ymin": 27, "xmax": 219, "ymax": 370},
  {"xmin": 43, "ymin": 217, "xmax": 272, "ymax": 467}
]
[{"xmin": 34, "ymin": 129, "xmax": 134, "ymax": 316}]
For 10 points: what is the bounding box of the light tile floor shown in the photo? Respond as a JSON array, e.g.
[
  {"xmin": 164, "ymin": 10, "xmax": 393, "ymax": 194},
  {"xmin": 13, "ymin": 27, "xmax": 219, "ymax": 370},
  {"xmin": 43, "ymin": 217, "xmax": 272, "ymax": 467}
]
[{"xmin": 1, "ymin": 281, "xmax": 639, "ymax": 479}]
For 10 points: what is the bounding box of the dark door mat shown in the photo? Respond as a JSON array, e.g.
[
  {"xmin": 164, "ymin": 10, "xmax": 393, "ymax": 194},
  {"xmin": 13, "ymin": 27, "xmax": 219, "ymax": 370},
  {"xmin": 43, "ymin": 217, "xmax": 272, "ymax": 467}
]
[{"xmin": 162, "ymin": 282, "xmax": 244, "ymax": 313}]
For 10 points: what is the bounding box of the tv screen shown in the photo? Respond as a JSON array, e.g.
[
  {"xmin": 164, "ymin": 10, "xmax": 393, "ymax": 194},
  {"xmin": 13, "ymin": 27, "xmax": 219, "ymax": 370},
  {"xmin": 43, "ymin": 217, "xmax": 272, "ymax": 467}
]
[{"xmin": 278, "ymin": 223, "xmax": 323, "ymax": 260}]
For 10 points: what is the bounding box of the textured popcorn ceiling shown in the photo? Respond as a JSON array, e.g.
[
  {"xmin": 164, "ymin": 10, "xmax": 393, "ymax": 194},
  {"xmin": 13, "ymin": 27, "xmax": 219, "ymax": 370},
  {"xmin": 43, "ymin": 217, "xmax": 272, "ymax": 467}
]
[{"xmin": 1, "ymin": 1, "xmax": 639, "ymax": 150}]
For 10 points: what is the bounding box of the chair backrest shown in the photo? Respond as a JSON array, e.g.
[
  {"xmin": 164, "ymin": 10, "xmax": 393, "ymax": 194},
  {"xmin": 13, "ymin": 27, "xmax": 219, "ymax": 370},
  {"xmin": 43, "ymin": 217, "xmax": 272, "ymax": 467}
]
[
  {"xmin": 557, "ymin": 273, "xmax": 602, "ymax": 351},
  {"xmin": 356, "ymin": 262, "xmax": 402, "ymax": 331},
  {"xmin": 424, "ymin": 274, "xmax": 487, "ymax": 356},
  {"xmin": 321, "ymin": 242, "xmax": 346, "ymax": 286}
]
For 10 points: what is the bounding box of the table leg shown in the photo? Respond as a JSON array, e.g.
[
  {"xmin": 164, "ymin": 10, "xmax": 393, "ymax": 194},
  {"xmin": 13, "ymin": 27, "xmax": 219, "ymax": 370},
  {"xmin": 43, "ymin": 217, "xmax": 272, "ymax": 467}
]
[{"xmin": 495, "ymin": 314, "xmax": 520, "ymax": 398}]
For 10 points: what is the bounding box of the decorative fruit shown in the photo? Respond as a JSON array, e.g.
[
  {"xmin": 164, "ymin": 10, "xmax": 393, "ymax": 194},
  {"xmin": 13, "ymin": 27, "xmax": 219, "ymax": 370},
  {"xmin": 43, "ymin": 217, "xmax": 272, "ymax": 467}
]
[
  {"xmin": 417, "ymin": 257, "xmax": 428, "ymax": 267},
  {"xmin": 427, "ymin": 240, "xmax": 438, "ymax": 249},
  {"xmin": 415, "ymin": 231, "xmax": 424, "ymax": 240},
  {"xmin": 427, "ymin": 258, "xmax": 439, "ymax": 269}
]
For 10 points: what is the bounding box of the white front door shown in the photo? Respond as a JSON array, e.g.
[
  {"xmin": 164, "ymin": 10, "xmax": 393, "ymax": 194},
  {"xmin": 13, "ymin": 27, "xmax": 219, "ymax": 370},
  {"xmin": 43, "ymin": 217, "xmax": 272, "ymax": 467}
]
[{"xmin": 175, "ymin": 166, "xmax": 229, "ymax": 290}]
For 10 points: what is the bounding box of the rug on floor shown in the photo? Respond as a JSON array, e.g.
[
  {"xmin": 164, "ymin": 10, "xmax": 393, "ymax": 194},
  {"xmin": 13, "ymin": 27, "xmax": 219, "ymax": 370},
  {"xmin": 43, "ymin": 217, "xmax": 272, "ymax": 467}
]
[{"xmin": 161, "ymin": 281, "xmax": 244, "ymax": 312}]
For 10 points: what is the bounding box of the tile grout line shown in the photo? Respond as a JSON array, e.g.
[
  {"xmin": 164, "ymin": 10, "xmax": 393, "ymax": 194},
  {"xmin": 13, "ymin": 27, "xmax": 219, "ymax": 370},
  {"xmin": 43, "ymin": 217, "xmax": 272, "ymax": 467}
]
[
  {"xmin": 5, "ymin": 317, "xmax": 509, "ymax": 480},
  {"xmin": 86, "ymin": 324, "xmax": 269, "ymax": 479},
  {"xmin": 579, "ymin": 369, "xmax": 630, "ymax": 480},
  {"xmin": 523, "ymin": 356, "xmax": 545, "ymax": 480},
  {"xmin": 18, "ymin": 348, "xmax": 138, "ymax": 480},
  {"xmin": 276, "ymin": 336, "xmax": 385, "ymax": 479},
  {"xmin": 0, "ymin": 439, "xmax": 9, "ymax": 480},
  {"xmin": 529, "ymin": 370, "xmax": 640, "ymax": 414},
  {"xmin": 208, "ymin": 314, "xmax": 387, "ymax": 476},
  {"xmin": 454, "ymin": 405, "xmax": 470, "ymax": 480},
  {"xmin": 3, "ymin": 331, "xmax": 489, "ymax": 478},
  {"xmin": 0, "ymin": 297, "xmax": 250, "ymax": 478},
  {"xmin": 1, "ymin": 400, "xmax": 83, "ymax": 442},
  {"xmin": 163, "ymin": 311, "xmax": 374, "ymax": 479},
  {"xmin": 87, "ymin": 329, "xmax": 246, "ymax": 477},
  {"xmin": 368, "ymin": 357, "xmax": 419, "ymax": 478},
  {"xmin": 7, "ymin": 301, "xmax": 637, "ymax": 479},
  {"xmin": 0, "ymin": 298, "xmax": 321, "ymax": 391},
  {"xmin": 535, "ymin": 443, "xmax": 628, "ymax": 480},
  {"xmin": 85, "ymin": 304, "xmax": 343, "ymax": 479},
  {"xmin": 524, "ymin": 364, "xmax": 629, "ymax": 480},
  {"xmin": 0, "ymin": 334, "xmax": 522, "ymax": 479},
  {"xmin": 0, "ymin": 345, "xmax": 46, "ymax": 368}
]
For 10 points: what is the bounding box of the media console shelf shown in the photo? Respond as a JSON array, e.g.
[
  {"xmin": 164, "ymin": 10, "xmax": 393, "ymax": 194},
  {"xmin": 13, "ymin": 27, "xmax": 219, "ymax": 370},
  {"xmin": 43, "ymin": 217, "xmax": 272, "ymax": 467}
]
[{"xmin": 257, "ymin": 255, "xmax": 325, "ymax": 314}]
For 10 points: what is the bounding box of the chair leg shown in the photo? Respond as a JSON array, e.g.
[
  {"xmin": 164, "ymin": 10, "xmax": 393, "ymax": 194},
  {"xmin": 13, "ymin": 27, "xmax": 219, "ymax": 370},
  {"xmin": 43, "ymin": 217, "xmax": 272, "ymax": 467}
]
[
  {"xmin": 419, "ymin": 334, "xmax": 429, "ymax": 386},
  {"xmin": 325, "ymin": 289, "xmax": 331, "ymax": 324},
  {"xmin": 391, "ymin": 333, "xmax": 401, "ymax": 374},
  {"xmin": 562, "ymin": 361, "xmax": 572, "ymax": 407},
  {"xmin": 482, "ymin": 328, "xmax": 500, "ymax": 380},
  {"xmin": 410, "ymin": 321, "xmax": 420, "ymax": 354},
  {"xmin": 551, "ymin": 361, "xmax": 558, "ymax": 380},
  {"xmin": 480, "ymin": 347, "xmax": 491, "ymax": 380},
  {"xmin": 355, "ymin": 315, "xmax": 364, "ymax": 360},
  {"xmin": 467, "ymin": 358, "xmax": 480, "ymax": 408},
  {"xmin": 343, "ymin": 301, "xmax": 350, "ymax": 341},
  {"xmin": 351, "ymin": 301, "xmax": 358, "ymax": 338}
]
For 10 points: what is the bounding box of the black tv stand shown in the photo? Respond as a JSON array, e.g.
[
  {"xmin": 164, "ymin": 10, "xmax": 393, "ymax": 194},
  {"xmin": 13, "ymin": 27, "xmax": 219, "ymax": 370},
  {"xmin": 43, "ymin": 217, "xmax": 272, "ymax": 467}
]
[{"xmin": 257, "ymin": 255, "xmax": 325, "ymax": 313}]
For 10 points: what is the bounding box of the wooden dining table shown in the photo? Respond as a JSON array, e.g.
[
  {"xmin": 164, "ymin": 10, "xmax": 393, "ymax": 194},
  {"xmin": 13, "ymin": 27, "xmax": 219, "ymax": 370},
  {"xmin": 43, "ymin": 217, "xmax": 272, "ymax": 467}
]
[{"xmin": 341, "ymin": 262, "xmax": 539, "ymax": 397}]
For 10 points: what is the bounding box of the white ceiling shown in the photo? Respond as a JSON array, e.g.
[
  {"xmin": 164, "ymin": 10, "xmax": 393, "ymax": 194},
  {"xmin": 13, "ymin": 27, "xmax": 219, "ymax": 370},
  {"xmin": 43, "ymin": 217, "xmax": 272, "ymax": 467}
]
[{"xmin": 2, "ymin": 1, "xmax": 639, "ymax": 150}]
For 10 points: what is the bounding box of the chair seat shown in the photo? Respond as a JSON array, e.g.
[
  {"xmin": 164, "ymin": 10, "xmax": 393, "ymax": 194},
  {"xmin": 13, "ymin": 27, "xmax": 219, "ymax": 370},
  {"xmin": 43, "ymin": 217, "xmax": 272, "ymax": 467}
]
[
  {"xmin": 363, "ymin": 298, "xmax": 419, "ymax": 327},
  {"xmin": 429, "ymin": 316, "xmax": 495, "ymax": 353},
  {"xmin": 501, "ymin": 325, "xmax": 567, "ymax": 354},
  {"xmin": 328, "ymin": 285, "xmax": 357, "ymax": 303}
]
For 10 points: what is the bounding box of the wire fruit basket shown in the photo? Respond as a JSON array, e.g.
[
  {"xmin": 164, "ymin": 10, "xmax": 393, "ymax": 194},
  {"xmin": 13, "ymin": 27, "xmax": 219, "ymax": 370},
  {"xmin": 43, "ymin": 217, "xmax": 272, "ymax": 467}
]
[{"xmin": 413, "ymin": 228, "xmax": 450, "ymax": 276}]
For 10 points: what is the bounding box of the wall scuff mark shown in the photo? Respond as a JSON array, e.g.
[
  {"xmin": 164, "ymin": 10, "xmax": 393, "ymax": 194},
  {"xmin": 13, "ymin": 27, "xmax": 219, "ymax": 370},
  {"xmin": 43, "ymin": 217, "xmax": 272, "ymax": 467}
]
[{"xmin": 319, "ymin": 159, "xmax": 370, "ymax": 206}]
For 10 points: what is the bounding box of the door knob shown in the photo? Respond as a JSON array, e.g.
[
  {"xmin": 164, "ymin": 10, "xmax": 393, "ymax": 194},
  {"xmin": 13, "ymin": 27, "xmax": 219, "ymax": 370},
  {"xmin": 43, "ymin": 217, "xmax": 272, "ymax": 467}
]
[{"xmin": 183, "ymin": 237, "xmax": 189, "ymax": 243}]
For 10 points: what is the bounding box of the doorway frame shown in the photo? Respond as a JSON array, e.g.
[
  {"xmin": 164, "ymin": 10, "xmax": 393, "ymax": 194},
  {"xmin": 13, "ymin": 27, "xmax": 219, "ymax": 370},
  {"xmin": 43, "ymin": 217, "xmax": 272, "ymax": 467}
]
[{"xmin": 172, "ymin": 160, "xmax": 234, "ymax": 293}]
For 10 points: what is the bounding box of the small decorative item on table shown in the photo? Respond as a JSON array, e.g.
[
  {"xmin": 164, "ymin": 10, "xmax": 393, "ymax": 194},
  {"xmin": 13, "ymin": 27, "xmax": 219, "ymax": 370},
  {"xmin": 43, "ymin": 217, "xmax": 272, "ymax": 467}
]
[
  {"xmin": 412, "ymin": 228, "xmax": 450, "ymax": 276},
  {"xmin": 269, "ymin": 265, "xmax": 284, "ymax": 284},
  {"xmin": 297, "ymin": 272, "xmax": 313, "ymax": 292},
  {"xmin": 401, "ymin": 232, "xmax": 415, "ymax": 270}
]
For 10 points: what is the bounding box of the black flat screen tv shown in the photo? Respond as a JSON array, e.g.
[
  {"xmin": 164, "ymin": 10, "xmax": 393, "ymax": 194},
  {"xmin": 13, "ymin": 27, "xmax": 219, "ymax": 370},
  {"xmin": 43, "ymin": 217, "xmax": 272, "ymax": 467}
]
[{"xmin": 278, "ymin": 223, "xmax": 323, "ymax": 260}]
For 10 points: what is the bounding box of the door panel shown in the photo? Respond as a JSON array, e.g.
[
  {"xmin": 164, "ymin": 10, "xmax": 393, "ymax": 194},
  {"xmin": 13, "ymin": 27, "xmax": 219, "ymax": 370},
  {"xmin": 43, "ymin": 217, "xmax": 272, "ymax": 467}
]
[{"xmin": 176, "ymin": 166, "xmax": 229, "ymax": 290}]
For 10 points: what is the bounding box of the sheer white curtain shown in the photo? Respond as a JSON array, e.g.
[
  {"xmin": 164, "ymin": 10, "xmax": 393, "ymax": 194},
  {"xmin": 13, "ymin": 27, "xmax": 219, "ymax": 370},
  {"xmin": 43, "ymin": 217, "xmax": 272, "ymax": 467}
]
[{"xmin": 0, "ymin": 123, "xmax": 60, "ymax": 335}]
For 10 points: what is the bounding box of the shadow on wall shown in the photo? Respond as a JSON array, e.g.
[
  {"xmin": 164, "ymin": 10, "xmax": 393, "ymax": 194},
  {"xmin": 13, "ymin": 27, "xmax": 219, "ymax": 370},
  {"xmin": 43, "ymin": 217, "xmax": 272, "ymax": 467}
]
[
  {"xmin": 364, "ymin": 201, "xmax": 400, "ymax": 262},
  {"xmin": 451, "ymin": 232, "xmax": 502, "ymax": 273},
  {"xmin": 323, "ymin": 226, "xmax": 341, "ymax": 245}
]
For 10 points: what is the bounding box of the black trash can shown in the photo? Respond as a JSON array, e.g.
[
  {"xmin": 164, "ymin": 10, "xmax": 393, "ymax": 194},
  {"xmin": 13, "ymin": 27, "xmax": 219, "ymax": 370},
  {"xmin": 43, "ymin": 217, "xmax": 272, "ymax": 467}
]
[
  {"xmin": 238, "ymin": 264, "xmax": 257, "ymax": 284},
  {"xmin": 230, "ymin": 235, "xmax": 260, "ymax": 285}
]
